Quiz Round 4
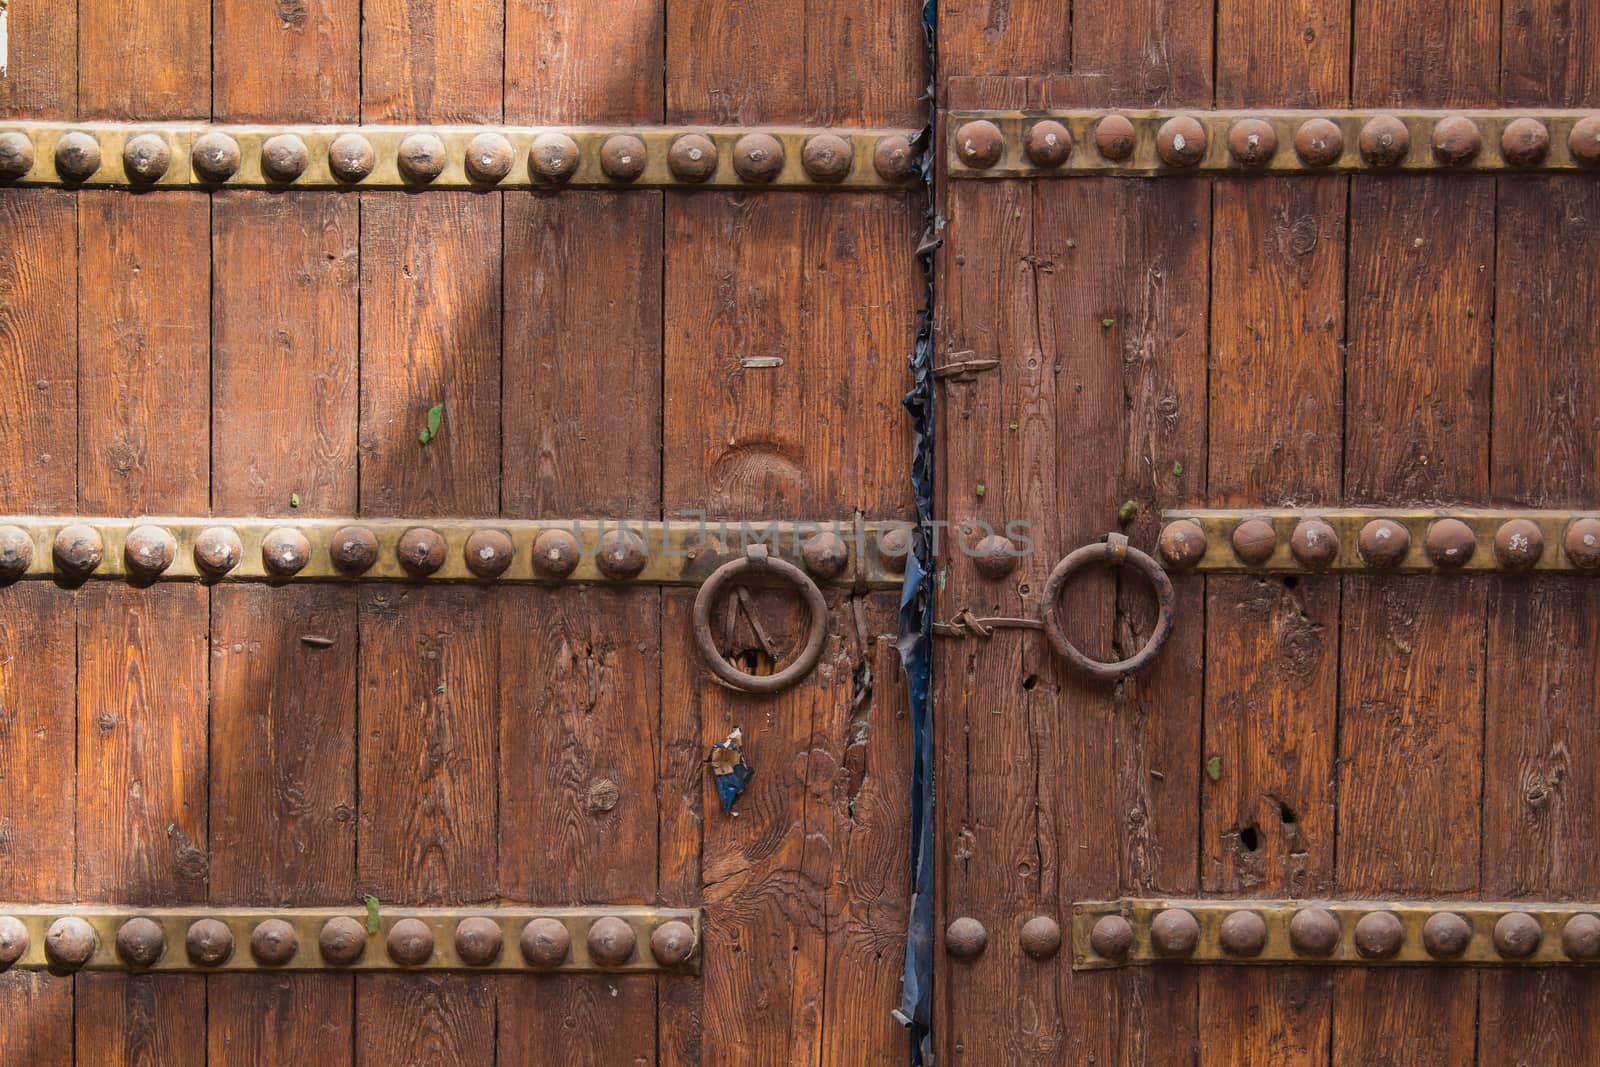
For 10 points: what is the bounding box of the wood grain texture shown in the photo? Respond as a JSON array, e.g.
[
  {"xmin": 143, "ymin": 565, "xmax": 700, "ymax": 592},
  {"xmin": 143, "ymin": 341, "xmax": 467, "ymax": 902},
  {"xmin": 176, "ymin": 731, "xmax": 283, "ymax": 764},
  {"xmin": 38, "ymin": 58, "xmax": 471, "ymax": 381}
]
[
  {"xmin": 213, "ymin": 0, "xmax": 358, "ymax": 122},
  {"xmin": 361, "ymin": 0, "xmax": 503, "ymax": 124},
  {"xmin": 78, "ymin": 0, "xmax": 209, "ymax": 119},
  {"xmin": 0, "ymin": 0, "xmax": 75, "ymax": 116},
  {"xmin": 506, "ymin": 0, "xmax": 662, "ymax": 123},
  {"xmin": 659, "ymin": 591, "xmax": 706, "ymax": 1067}
]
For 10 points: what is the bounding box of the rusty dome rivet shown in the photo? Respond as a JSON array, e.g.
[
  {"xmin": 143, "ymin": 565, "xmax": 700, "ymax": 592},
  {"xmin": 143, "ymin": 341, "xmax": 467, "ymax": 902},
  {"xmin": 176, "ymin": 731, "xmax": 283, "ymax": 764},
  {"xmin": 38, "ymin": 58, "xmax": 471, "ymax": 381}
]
[
  {"xmin": 650, "ymin": 920, "xmax": 697, "ymax": 966},
  {"xmin": 1150, "ymin": 908, "xmax": 1200, "ymax": 957},
  {"xmin": 971, "ymin": 533, "xmax": 1019, "ymax": 580},
  {"xmin": 733, "ymin": 132, "xmax": 786, "ymax": 183},
  {"xmin": 532, "ymin": 528, "xmax": 581, "ymax": 578},
  {"xmin": 1353, "ymin": 911, "xmax": 1404, "ymax": 959},
  {"xmin": 397, "ymin": 132, "xmax": 448, "ymax": 185},
  {"xmin": 123, "ymin": 133, "xmax": 172, "ymax": 183},
  {"xmin": 124, "ymin": 524, "xmax": 177, "ymax": 580},
  {"xmin": 1095, "ymin": 114, "xmax": 1136, "ymax": 161},
  {"xmin": 0, "ymin": 524, "xmax": 35, "ymax": 580},
  {"xmin": 319, "ymin": 916, "xmax": 367, "ymax": 965},
  {"xmin": 329, "ymin": 133, "xmax": 376, "ymax": 183},
  {"xmin": 1561, "ymin": 913, "xmax": 1600, "ymax": 961},
  {"xmin": 1421, "ymin": 912, "xmax": 1472, "ymax": 959},
  {"xmin": 329, "ymin": 525, "xmax": 379, "ymax": 576},
  {"xmin": 1019, "ymin": 916, "xmax": 1062, "ymax": 960},
  {"xmin": 462, "ymin": 529, "xmax": 514, "ymax": 579},
  {"xmin": 802, "ymin": 132, "xmax": 854, "ymax": 182},
  {"xmin": 878, "ymin": 526, "xmax": 912, "ymax": 573},
  {"xmin": 454, "ymin": 917, "xmax": 503, "ymax": 966},
  {"xmin": 1290, "ymin": 517, "xmax": 1339, "ymax": 570},
  {"xmin": 1219, "ymin": 910, "xmax": 1268, "ymax": 957},
  {"xmin": 1227, "ymin": 118, "xmax": 1278, "ymax": 167},
  {"xmin": 55, "ymin": 131, "xmax": 103, "ymax": 183},
  {"xmin": 587, "ymin": 916, "xmax": 637, "ymax": 966},
  {"xmin": 387, "ymin": 918, "xmax": 435, "ymax": 966},
  {"xmin": 1231, "ymin": 517, "xmax": 1277, "ymax": 566},
  {"xmin": 520, "ymin": 917, "xmax": 572, "ymax": 968},
  {"xmin": 801, "ymin": 530, "xmax": 850, "ymax": 581},
  {"xmin": 1569, "ymin": 115, "xmax": 1600, "ymax": 169},
  {"xmin": 1493, "ymin": 911, "xmax": 1543, "ymax": 959},
  {"xmin": 873, "ymin": 133, "xmax": 916, "ymax": 182},
  {"xmin": 1156, "ymin": 116, "xmax": 1207, "ymax": 167},
  {"xmin": 1564, "ymin": 518, "xmax": 1600, "ymax": 568},
  {"xmin": 945, "ymin": 916, "xmax": 988, "ymax": 961},
  {"xmin": 952, "ymin": 120, "xmax": 1004, "ymax": 170},
  {"xmin": 0, "ymin": 131, "xmax": 37, "ymax": 180},
  {"xmin": 45, "ymin": 917, "xmax": 99, "ymax": 974},
  {"xmin": 262, "ymin": 526, "xmax": 312, "ymax": 577},
  {"xmin": 251, "ymin": 918, "xmax": 299, "ymax": 966},
  {"xmin": 597, "ymin": 528, "xmax": 647, "ymax": 580},
  {"xmin": 192, "ymin": 526, "xmax": 243, "ymax": 577},
  {"xmin": 260, "ymin": 133, "xmax": 310, "ymax": 183},
  {"xmin": 1359, "ymin": 115, "xmax": 1411, "ymax": 167},
  {"xmin": 0, "ymin": 916, "xmax": 30, "ymax": 970},
  {"xmin": 398, "ymin": 527, "xmax": 447, "ymax": 578},
  {"xmin": 1493, "ymin": 518, "xmax": 1544, "ymax": 571},
  {"xmin": 1293, "ymin": 117, "xmax": 1345, "ymax": 167},
  {"xmin": 1424, "ymin": 518, "xmax": 1477, "ymax": 568},
  {"xmin": 530, "ymin": 131, "xmax": 581, "ymax": 185},
  {"xmin": 668, "ymin": 133, "xmax": 719, "ymax": 182},
  {"xmin": 1158, "ymin": 519, "xmax": 1207, "ymax": 570},
  {"xmin": 1024, "ymin": 120, "xmax": 1073, "ymax": 168},
  {"xmin": 114, "ymin": 917, "xmax": 166, "ymax": 969},
  {"xmin": 1500, "ymin": 117, "xmax": 1550, "ymax": 168},
  {"xmin": 186, "ymin": 917, "xmax": 234, "ymax": 967},
  {"xmin": 600, "ymin": 133, "xmax": 648, "ymax": 182},
  {"xmin": 53, "ymin": 523, "xmax": 104, "ymax": 577},
  {"xmin": 1090, "ymin": 914, "xmax": 1134, "ymax": 959},
  {"xmin": 1288, "ymin": 907, "xmax": 1341, "ymax": 956},
  {"xmin": 1431, "ymin": 115, "xmax": 1482, "ymax": 166},
  {"xmin": 1357, "ymin": 518, "xmax": 1411, "ymax": 568},
  {"xmin": 464, "ymin": 132, "xmax": 515, "ymax": 185},
  {"xmin": 191, "ymin": 131, "xmax": 241, "ymax": 183}
]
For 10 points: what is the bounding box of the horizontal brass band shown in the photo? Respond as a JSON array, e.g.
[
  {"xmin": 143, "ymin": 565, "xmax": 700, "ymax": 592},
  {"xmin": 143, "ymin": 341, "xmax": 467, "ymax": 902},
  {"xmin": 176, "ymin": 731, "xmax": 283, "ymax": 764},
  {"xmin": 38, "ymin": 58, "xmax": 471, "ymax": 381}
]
[
  {"xmin": 0, "ymin": 905, "xmax": 699, "ymax": 973},
  {"xmin": 1157, "ymin": 509, "xmax": 1600, "ymax": 574},
  {"xmin": 0, "ymin": 516, "xmax": 908, "ymax": 589},
  {"xmin": 0, "ymin": 122, "xmax": 918, "ymax": 190},
  {"xmin": 947, "ymin": 109, "xmax": 1600, "ymax": 177},
  {"xmin": 1071, "ymin": 899, "xmax": 1600, "ymax": 969}
]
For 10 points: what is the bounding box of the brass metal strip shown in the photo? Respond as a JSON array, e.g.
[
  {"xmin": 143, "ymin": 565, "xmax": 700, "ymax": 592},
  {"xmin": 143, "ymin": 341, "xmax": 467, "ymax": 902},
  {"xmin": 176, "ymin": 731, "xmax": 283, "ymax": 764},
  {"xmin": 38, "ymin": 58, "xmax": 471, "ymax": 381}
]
[
  {"xmin": 0, "ymin": 905, "xmax": 700, "ymax": 974},
  {"xmin": 947, "ymin": 109, "xmax": 1600, "ymax": 177},
  {"xmin": 1156, "ymin": 509, "xmax": 1600, "ymax": 574},
  {"xmin": 0, "ymin": 516, "xmax": 909, "ymax": 589},
  {"xmin": 0, "ymin": 122, "xmax": 918, "ymax": 190},
  {"xmin": 1071, "ymin": 899, "xmax": 1600, "ymax": 969}
]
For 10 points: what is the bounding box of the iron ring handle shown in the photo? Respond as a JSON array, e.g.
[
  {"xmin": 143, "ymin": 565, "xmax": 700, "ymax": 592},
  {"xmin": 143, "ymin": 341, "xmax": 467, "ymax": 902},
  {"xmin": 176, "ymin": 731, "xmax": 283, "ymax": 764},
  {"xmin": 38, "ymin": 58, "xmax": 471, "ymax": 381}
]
[
  {"xmin": 1041, "ymin": 532, "xmax": 1176, "ymax": 681},
  {"xmin": 692, "ymin": 546, "xmax": 830, "ymax": 694}
]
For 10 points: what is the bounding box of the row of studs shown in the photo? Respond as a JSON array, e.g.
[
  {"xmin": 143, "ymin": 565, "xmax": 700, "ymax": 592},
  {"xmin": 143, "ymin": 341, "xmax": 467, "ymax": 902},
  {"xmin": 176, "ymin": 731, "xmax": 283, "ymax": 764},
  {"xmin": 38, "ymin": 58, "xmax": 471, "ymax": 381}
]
[
  {"xmin": 1, "ymin": 913, "xmax": 696, "ymax": 973},
  {"xmin": 951, "ymin": 111, "xmax": 1600, "ymax": 173},
  {"xmin": 0, "ymin": 126, "xmax": 918, "ymax": 188}
]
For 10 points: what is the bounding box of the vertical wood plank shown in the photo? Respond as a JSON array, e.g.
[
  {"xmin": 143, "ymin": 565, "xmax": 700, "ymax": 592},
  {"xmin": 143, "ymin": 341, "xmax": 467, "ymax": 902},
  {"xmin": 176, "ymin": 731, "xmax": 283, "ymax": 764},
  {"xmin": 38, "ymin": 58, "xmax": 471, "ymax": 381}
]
[
  {"xmin": 361, "ymin": 0, "xmax": 503, "ymax": 124},
  {"xmin": 78, "ymin": 0, "xmax": 209, "ymax": 119},
  {"xmin": 213, "ymin": 0, "xmax": 359, "ymax": 122},
  {"xmin": 0, "ymin": 0, "xmax": 75, "ymax": 116}
]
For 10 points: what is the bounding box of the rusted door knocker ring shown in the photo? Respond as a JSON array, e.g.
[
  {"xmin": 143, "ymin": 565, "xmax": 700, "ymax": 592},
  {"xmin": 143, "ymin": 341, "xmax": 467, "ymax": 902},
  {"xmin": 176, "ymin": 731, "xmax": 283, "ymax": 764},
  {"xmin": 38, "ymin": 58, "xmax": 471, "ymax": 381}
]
[
  {"xmin": 1041, "ymin": 532, "xmax": 1176, "ymax": 681},
  {"xmin": 692, "ymin": 545, "xmax": 830, "ymax": 694}
]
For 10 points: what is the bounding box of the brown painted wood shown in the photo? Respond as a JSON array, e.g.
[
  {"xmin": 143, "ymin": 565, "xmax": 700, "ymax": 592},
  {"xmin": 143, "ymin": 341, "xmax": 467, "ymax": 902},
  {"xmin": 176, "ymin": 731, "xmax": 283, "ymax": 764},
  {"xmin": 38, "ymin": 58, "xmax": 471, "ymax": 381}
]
[{"xmin": 77, "ymin": 0, "xmax": 209, "ymax": 120}]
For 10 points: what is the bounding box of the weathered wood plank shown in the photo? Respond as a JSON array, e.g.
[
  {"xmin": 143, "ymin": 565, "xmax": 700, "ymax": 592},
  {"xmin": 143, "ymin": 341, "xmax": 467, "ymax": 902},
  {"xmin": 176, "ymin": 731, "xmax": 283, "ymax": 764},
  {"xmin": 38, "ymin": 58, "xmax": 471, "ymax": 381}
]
[
  {"xmin": 214, "ymin": 0, "xmax": 358, "ymax": 123},
  {"xmin": 361, "ymin": 0, "xmax": 503, "ymax": 124},
  {"xmin": 0, "ymin": 0, "xmax": 75, "ymax": 116},
  {"xmin": 78, "ymin": 0, "xmax": 209, "ymax": 119}
]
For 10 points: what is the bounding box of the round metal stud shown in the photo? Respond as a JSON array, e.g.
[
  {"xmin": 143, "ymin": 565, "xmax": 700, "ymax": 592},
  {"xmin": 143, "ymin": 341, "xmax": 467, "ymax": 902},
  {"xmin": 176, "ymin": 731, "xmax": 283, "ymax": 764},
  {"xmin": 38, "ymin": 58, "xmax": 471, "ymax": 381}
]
[
  {"xmin": 587, "ymin": 916, "xmax": 637, "ymax": 966},
  {"xmin": 1293, "ymin": 117, "xmax": 1344, "ymax": 167},
  {"xmin": 1493, "ymin": 911, "xmax": 1542, "ymax": 959},
  {"xmin": 397, "ymin": 132, "xmax": 448, "ymax": 185},
  {"xmin": 650, "ymin": 920, "xmax": 697, "ymax": 967},
  {"xmin": 398, "ymin": 527, "xmax": 447, "ymax": 578},
  {"xmin": 55, "ymin": 131, "xmax": 103, "ymax": 182},
  {"xmin": 123, "ymin": 133, "xmax": 172, "ymax": 183},
  {"xmin": 971, "ymin": 534, "xmax": 1019, "ymax": 580},
  {"xmin": 952, "ymin": 120, "xmax": 1004, "ymax": 170},
  {"xmin": 532, "ymin": 528, "xmax": 581, "ymax": 578},
  {"xmin": 1095, "ymin": 114, "xmax": 1136, "ymax": 161},
  {"xmin": 1089, "ymin": 914, "xmax": 1134, "ymax": 960},
  {"xmin": 733, "ymin": 132, "xmax": 785, "ymax": 183},
  {"xmin": 0, "ymin": 916, "xmax": 30, "ymax": 970},
  {"xmin": 800, "ymin": 530, "xmax": 849, "ymax": 581},
  {"xmin": 45, "ymin": 917, "xmax": 99, "ymax": 974},
  {"xmin": 319, "ymin": 916, "xmax": 367, "ymax": 965},
  {"xmin": 194, "ymin": 526, "xmax": 243, "ymax": 577},
  {"xmin": 1493, "ymin": 518, "xmax": 1544, "ymax": 571},
  {"xmin": 1289, "ymin": 517, "xmax": 1340, "ymax": 570},
  {"xmin": 1289, "ymin": 907, "xmax": 1341, "ymax": 956},
  {"xmin": 191, "ymin": 131, "xmax": 241, "ymax": 183},
  {"xmin": 330, "ymin": 525, "xmax": 380, "ymax": 576},
  {"xmin": 1019, "ymin": 916, "xmax": 1062, "ymax": 960},
  {"xmin": 1358, "ymin": 518, "xmax": 1411, "ymax": 568},
  {"xmin": 1359, "ymin": 115, "xmax": 1411, "ymax": 167},
  {"xmin": 1156, "ymin": 116, "xmax": 1207, "ymax": 167},
  {"xmin": 262, "ymin": 527, "xmax": 312, "ymax": 577},
  {"xmin": 1150, "ymin": 908, "xmax": 1200, "ymax": 957},
  {"xmin": 1564, "ymin": 518, "xmax": 1600, "ymax": 569},
  {"xmin": 1561, "ymin": 913, "xmax": 1600, "ymax": 961},
  {"xmin": 251, "ymin": 918, "xmax": 299, "ymax": 966},
  {"xmin": 1353, "ymin": 911, "xmax": 1404, "ymax": 959},
  {"xmin": 115, "ymin": 917, "xmax": 166, "ymax": 968},
  {"xmin": 1231, "ymin": 517, "xmax": 1277, "ymax": 566},
  {"xmin": 1431, "ymin": 115, "xmax": 1482, "ymax": 166},
  {"xmin": 1024, "ymin": 120, "xmax": 1073, "ymax": 168},
  {"xmin": 1219, "ymin": 910, "xmax": 1268, "ymax": 957},
  {"xmin": 464, "ymin": 132, "xmax": 515, "ymax": 184},
  {"xmin": 260, "ymin": 133, "xmax": 310, "ymax": 183},
  {"xmin": 1500, "ymin": 117, "xmax": 1550, "ymax": 168},
  {"xmin": 329, "ymin": 133, "xmax": 376, "ymax": 183},
  {"xmin": 186, "ymin": 917, "xmax": 234, "ymax": 967},
  {"xmin": 1569, "ymin": 115, "xmax": 1600, "ymax": 169},
  {"xmin": 0, "ymin": 131, "xmax": 35, "ymax": 180},
  {"xmin": 802, "ymin": 132, "xmax": 854, "ymax": 182},
  {"xmin": 873, "ymin": 133, "xmax": 916, "ymax": 182},
  {"xmin": 520, "ymin": 917, "xmax": 571, "ymax": 968},
  {"xmin": 945, "ymin": 917, "xmax": 988, "ymax": 961},
  {"xmin": 1227, "ymin": 118, "xmax": 1278, "ymax": 167},
  {"xmin": 125, "ymin": 524, "xmax": 177, "ymax": 580},
  {"xmin": 600, "ymin": 134, "xmax": 648, "ymax": 182},
  {"xmin": 878, "ymin": 526, "xmax": 912, "ymax": 573},
  {"xmin": 454, "ymin": 917, "xmax": 503, "ymax": 966},
  {"xmin": 668, "ymin": 133, "xmax": 718, "ymax": 182},
  {"xmin": 1157, "ymin": 519, "xmax": 1207, "ymax": 570},
  {"xmin": 1424, "ymin": 518, "xmax": 1477, "ymax": 568},
  {"xmin": 53, "ymin": 523, "xmax": 104, "ymax": 577},
  {"xmin": 386, "ymin": 918, "xmax": 435, "ymax": 966},
  {"xmin": 596, "ymin": 528, "xmax": 647, "ymax": 580},
  {"xmin": 1422, "ymin": 911, "xmax": 1472, "ymax": 959},
  {"xmin": 530, "ymin": 132, "xmax": 580, "ymax": 185},
  {"xmin": 0, "ymin": 525, "xmax": 35, "ymax": 581},
  {"xmin": 464, "ymin": 529, "xmax": 514, "ymax": 579}
]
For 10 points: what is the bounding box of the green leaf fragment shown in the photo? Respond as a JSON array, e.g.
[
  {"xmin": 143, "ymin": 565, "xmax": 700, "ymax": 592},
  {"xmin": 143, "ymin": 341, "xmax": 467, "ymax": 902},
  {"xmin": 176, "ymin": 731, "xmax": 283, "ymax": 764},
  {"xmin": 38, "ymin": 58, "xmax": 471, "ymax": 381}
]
[
  {"xmin": 1117, "ymin": 500, "xmax": 1139, "ymax": 524},
  {"xmin": 419, "ymin": 403, "xmax": 444, "ymax": 444},
  {"xmin": 1171, "ymin": 461, "xmax": 1184, "ymax": 477},
  {"xmin": 1101, "ymin": 318, "xmax": 1114, "ymax": 329},
  {"xmin": 289, "ymin": 493, "xmax": 300, "ymax": 508},
  {"xmin": 365, "ymin": 894, "xmax": 380, "ymax": 933},
  {"xmin": 975, "ymin": 484, "xmax": 986, "ymax": 498},
  {"xmin": 1205, "ymin": 756, "xmax": 1222, "ymax": 782}
]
